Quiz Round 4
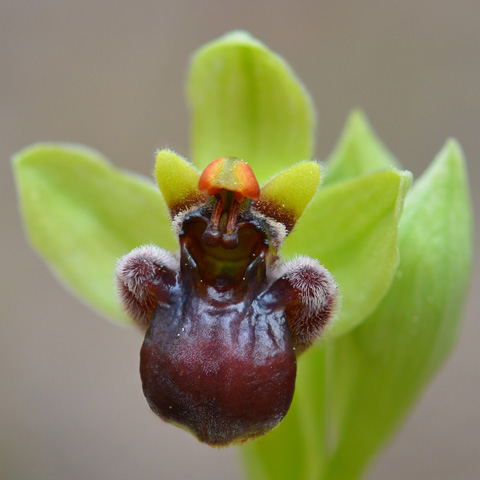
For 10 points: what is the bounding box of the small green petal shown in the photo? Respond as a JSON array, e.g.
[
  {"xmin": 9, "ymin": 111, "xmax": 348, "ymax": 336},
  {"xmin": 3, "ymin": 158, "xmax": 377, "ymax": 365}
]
[
  {"xmin": 324, "ymin": 110, "xmax": 399, "ymax": 186},
  {"xmin": 13, "ymin": 144, "xmax": 176, "ymax": 324},
  {"xmin": 284, "ymin": 168, "xmax": 412, "ymax": 337},
  {"xmin": 155, "ymin": 149, "xmax": 204, "ymax": 216},
  {"xmin": 253, "ymin": 161, "xmax": 321, "ymax": 232},
  {"xmin": 187, "ymin": 31, "xmax": 315, "ymax": 183}
]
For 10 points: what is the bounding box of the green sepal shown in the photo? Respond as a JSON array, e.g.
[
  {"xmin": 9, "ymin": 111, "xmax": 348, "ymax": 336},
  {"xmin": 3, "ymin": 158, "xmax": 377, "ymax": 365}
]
[
  {"xmin": 187, "ymin": 31, "xmax": 315, "ymax": 183},
  {"xmin": 322, "ymin": 139, "xmax": 473, "ymax": 479},
  {"xmin": 284, "ymin": 168, "xmax": 412, "ymax": 338},
  {"xmin": 13, "ymin": 143, "xmax": 176, "ymax": 324},
  {"xmin": 324, "ymin": 110, "xmax": 399, "ymax": 186}
]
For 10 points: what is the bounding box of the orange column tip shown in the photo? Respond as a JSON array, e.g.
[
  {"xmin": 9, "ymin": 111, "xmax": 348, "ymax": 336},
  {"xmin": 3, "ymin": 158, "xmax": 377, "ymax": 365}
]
[{"xmin": 198, "ymin": 157, "xmax": 260, "ymax": 202}]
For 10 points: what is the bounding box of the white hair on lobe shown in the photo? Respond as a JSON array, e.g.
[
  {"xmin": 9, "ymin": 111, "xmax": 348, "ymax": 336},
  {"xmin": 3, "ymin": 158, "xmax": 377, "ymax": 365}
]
[
  {"xmin": 115, "ymin": 245, "xmax": 178, "ymax": 329},
  {"xmin": 283, "ymin": 256, "xmax": 337, "ymax": 310},
  {"xmin": 273, "ymin": 255, "xmax": 339, "ymax": 351}
]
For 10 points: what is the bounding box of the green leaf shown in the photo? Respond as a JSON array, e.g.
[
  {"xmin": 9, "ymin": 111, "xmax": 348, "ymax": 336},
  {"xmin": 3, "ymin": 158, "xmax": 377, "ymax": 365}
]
[
  {"xmin": 13, "ymin": 143, "xmax": 176, "ymax": 324},
  {"xmin": 243, "ymin": 140, "xmax": 472, "ymax": 480},
  {"xmin": 322, "ymin": 139, "xmax": 473, "ymax": 479},
  {"xmin": 284, "ymin": 168, "xmax": 412, "ymax": 338},
  {"xmin": 324, "ymin": 110, "xmax": 399, "ymax": 186},
  {"xmin": 187, "ymin": 31, "xmax": 315, "ymax": 183}
]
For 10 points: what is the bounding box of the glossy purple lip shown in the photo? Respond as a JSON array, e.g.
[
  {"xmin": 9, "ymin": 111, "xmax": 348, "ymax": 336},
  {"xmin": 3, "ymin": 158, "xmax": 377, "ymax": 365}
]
[{"xmin": 116, "ymin": 159, "xmax": 338, "ymax": 446}]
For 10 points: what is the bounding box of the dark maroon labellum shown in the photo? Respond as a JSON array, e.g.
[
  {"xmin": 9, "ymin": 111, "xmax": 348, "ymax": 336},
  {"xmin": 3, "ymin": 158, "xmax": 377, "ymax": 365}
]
[
  {"xmin": 116, "ymin": 160, "xmax": 338, "ymax": 446},
  {"xmin": 140, "ymin": 207, "xmax": 296, "ymax": 445}
]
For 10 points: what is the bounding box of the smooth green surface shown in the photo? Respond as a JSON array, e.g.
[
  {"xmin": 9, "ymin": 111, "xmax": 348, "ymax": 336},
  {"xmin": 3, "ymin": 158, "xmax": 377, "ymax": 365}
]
[
  {"xmin": 324, "ymin": 110, "xmax": 399, "ymax": 186},
  {"xmin": 243, "ymin": 140, "xmax": 472, "ymax": 480},
  {"xmin": 284, "ymin": 168, "xmax": 411, "ymax": 338},
  {"xmin": 13, "ymin": 144, "xmax": 176, "ymax": 324},
  {"xmin": 324, "ymin": 140, "xmax": 473, "ymax": 479},
  {"xmin": 188, "ymin": 31, "xmax": 315, "ymax": 183}
]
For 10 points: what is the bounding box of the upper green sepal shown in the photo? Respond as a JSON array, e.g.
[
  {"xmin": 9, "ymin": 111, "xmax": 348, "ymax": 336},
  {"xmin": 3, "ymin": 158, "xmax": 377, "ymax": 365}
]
[
  {"xmin": 13, "ymin": 143, "xmax": 176, "ymax": 324},
  {"xmin": 188, "ymin": 31, "xmax": 315, "ymax": 183}
]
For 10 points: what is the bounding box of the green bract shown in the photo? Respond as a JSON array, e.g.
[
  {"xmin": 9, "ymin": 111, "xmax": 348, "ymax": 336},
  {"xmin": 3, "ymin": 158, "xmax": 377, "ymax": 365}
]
[{"xmin": 12, "ymin": 31, "xmax": 472, "ymax": 480}]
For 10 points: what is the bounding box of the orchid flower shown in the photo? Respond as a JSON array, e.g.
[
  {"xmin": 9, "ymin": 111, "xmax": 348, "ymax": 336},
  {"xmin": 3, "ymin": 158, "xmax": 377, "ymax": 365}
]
[{"xmin": 13, "ymin": 31, "xmax": 472, "ymax": 479}]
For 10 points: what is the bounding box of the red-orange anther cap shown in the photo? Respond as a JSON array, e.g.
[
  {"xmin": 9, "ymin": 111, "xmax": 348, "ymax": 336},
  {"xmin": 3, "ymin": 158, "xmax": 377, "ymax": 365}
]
[{"xmin": 198, "ymin": 157, "xmax": 260, "ymax": 202}]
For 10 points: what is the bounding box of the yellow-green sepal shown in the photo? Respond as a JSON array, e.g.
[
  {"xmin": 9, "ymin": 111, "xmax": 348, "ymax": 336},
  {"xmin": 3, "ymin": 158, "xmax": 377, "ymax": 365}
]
[
  {"xmin": 284, "ymin": 167, "xmax": 412, "ymax": 338},
  {"xmin": 13, "ymin": 143, "xmax": 176, "ymax": 325},
  {"xmin": 188, "ymin": 31, "xmax": 315, "ymax": 184}
]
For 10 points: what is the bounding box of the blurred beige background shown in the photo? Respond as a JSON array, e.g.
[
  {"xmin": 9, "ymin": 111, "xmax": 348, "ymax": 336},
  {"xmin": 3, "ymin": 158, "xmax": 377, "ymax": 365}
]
[{"xmin": 1, "ymin": 1, "xmax": 479, "ymax": 479}]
